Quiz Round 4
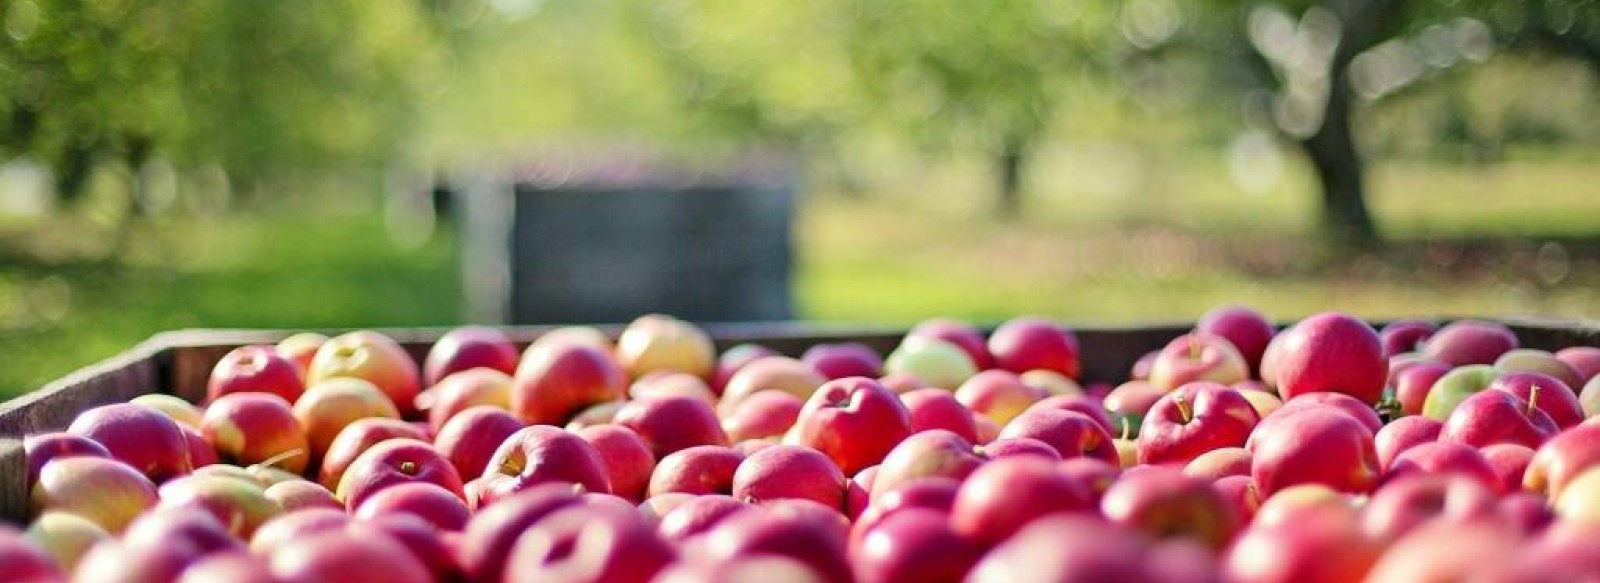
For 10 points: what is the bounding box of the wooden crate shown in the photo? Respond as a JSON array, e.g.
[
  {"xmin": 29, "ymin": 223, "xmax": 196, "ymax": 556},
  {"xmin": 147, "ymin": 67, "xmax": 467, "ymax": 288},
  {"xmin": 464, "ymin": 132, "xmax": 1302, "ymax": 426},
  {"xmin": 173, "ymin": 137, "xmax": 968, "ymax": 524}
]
[{"xmin": 2, "ymin": 317, "xmax": 1595, "ymax": 523}]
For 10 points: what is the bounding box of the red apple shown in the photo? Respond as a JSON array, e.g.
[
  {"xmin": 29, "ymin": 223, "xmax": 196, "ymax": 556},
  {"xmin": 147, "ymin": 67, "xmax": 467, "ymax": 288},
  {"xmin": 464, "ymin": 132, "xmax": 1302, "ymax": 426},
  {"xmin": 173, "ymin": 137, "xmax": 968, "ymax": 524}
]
[
  {"xmin": 423, "ymin": 326, "xmax": 519, "ymax": 387},
  {"xmin": 965, "ymin": 515, "xmax": 1153, "ymax": 583},
  {"xmin": 899, "ymin": 388, "xmax": 978, "ymax": 442},
  {"xmin": 1374, "ymin": 415, "xmax": 1442, "ymax": 471},
  {"xmin": 1361, "ymin": 474, "xmax": 1496, "ymax": 542},
  {"xmin": 996, "ymin": 408, "xmax": 1118, "ymax": 464},
  {"xmin": 1250, "ymin": 408, "xmax": 1379, "ymax": 496},
  {"xmin": 987, "ymin": 316, "xmax": 1081, "ymax": 379},
  {"xmin": 851, "ymin": 507, "xmax": 981, "ymax": 583},
  {"xmin": 977, "ymin": 437, "xmax": 1061, "ymax": 461},
  {"xmin": 1264, "ymin": 392, "xmax": 1383, "ymax": 435},
  {"xmin": 269, "ymin": 529, "xmax": 430, "ymax": 583},
  {"xmin": 1026, "ymin": 393, "xmax": 1116, "ymax": 435},
  {"xmin": 787, "ymin": 377, "xmax": 912, "ymax": 475},
  {"xmin": 306, "ymin": 330, "xmax": 421, "ymax": 417},
  {"xmin": 1490, "ymin": 371, "xmax": 1583, "ymax": 429},
  {"xmin": 1394, "ymin": 363, "xmax": 1450, "ymax": 417},
  {"xmin": 511, "ymin": 342, "xmax": 625, "ymax": 426},
  {"xmin": 1103, "ymin": 380, "xmax": 1167, "ymax": 433},
  {"xmin": 1440, "ymin": 388, "xmax": 1557, "ymax": 449},
  {"xmin": 201, "ymin": 392, "xmax": 308, "ymax": 475},
  {"xmin": 1379, "ymin": 319, "xmax": 1436, "ymax": 358},
  {"xmin": 955, "ymin": 370, "xmax": 1045, "ymax": 426},
  {"xmin": 181, "ymin": 425, "xmax": 218, "ymax": 469},
  {"xmin": 1, "ymin": 525, "xmax": 67, "ymax": 583},
  {"xmin": 1482, "ymin": 443, "xmax": 1537, "ymax": 495},
  {"xmin": 732, "ymin": 445, "xmax": 847, "ymax": 512},
  {"xmin": 615, "ymin": 314, "xmax": 715, "ymax": 379},
  {"xmin": 719, "ymin": 356, "xmax": 827, "ymax": 416},
  {"xmin": 1495, "ymin": 349, "xmax": 1584, "ymax": 395},
  {"xmin": 1211, "ymin": 475, "xmax": 1261, "ymax": 525},
  {"xmin": 1224, "ymin": 501, "xmax": 1381, "ymax": 583},
  {"xmin": 1149, "ymin": 332, "xmax": 1250, "ymax": 392},
  {"xmin": 457, "ymin": 484, "xmax": 585, "ymax": 582},
  {"xmin": 908, "ymin": 318, "xmax": 995, "ymax": 370},
  {"xmin": 721, "ymin": 389, "xmax": 804, "ymax": 442},
  {"xmin": 1183, "ymin": 447, "xmax": 1252, "ymax": 481},
  {"xmin": 264, "ymin": 479, "xmax": 340, "ymax": 512},
  {"xmin": 433, "ymin": 405, "xmax": 523, "ymax": 482},
  {"xmin": 502, "ymin": 497, "xmax": 676, "ymax": 583},
  {"xmin": 276, "ymin": 332, "xmax": 329, "ymax": 378},
  {"xmin": 422, "ymin": 368, "xmax": 512, "ymax": 432},
  {"xmin": 318, "ymin": 418, "xmax": 429, "ymax": 489},
  {"xmin": 1557, "ymin": 346, "xmax": 1600, "ymax": 384},
  {"xmin": 1361, "ymin": 518, "xmax": 1523, "ymax": 583},
  {"xmin": 177, "ymin": 551, "xmax": 281, "ymax": 583},
  {"xmin": 1101, "ymin": 466, "xmax": 1239, "ymax": 551},
  {"xmin": 477, "ymin": 426, "xmax": 610, "ymax": 506},
  {"xmin": 615, "ymin": 395, "xmax": 729, "ymax": 458},
  {"xmin": 648, "ymin": 445, "xmax": 743, "ymax": 497},
  {"xmin": 1387, "ymin": 441, "xmax": 1500, "ymax": 492},
  {"xmin": 1423, "ymin": 320, "xmax": 1519, "ymax": 366},
  {"xmin": 30, "ymin": 457, "xmax": 157, "ymax": 533},
  {"xmin": 250, "ymin": 508, "xmax": 351, "ymax": 555},
  {"xmin": 576, "ymin": 424, "xmax": 655, "ymax": 502},
  {"xmin": 563, "ymin": 401, "xmax": 625, "ymax": 431},
  {"xmin": 66, "ymin": 402, "xmax": 192, "ymax": 482},
  {"xmin": 868, "ymin": 430, "xmax": 984, "ymax": 501},
  {"xmin": 1272, "ymin": 312, "xmax": 1387, "ymax": 405},
  {"xmin": 1524, "ymin": 420, "xmax": 1600, "ymax": 499},
  {"xmin": 208, "ymin": 345, "xmax": 306, "ymax": 404},
  {"xmin": 657, "ymin": 494, "xmax": 750, "ymax": 541},
  {"xmin": 711, "ymin": 344, "xmax": 779, "ymax": 396},
  {"xmin": 335, "ymin": 438, "xmax": 465, "ymax": 510},
  {"xmin": 24, "ymin": 433, "xmax": 111, "ymax": 492},
  {"xmin": 293, "ymin": 378, "xmax": 402, "ymax": 464},
  {"xmin": 802, "ymin": 343, "xmax": 883, "ymax": 380},
  {"xmin": 1196, "ymin": 305, "xmax": 1275, "ymax": 374},
  {"xmin": 950, "ymin": 456, "xmax": 1094, "ymax": 545},
  {"xmin": 156, "ymin": 473, "xmax": 281, "ymax": 538},
  {"xmin": 696, "ymin": 504, "xmax": 853, "ymax": 583},
  {"xmin": 354, "ymin": 481, "xmax": 471, "ymax": 531},
  {"xmin": 1138, "ymin": 382, "xmax": 1259, "ymax": 465}
]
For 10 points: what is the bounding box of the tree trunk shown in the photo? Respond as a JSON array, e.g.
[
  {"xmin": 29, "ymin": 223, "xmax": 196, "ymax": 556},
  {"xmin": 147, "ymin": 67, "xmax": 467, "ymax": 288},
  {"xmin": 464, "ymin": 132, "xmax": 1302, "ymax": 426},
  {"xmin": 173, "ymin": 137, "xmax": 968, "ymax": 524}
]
[
  {"xmin": 1295, "ymin": 0, "xmax": 1389, "ymax": 249},
  {"xmin": 995, "ymin": 135, "xmax": 1027, "ymax": 220}
]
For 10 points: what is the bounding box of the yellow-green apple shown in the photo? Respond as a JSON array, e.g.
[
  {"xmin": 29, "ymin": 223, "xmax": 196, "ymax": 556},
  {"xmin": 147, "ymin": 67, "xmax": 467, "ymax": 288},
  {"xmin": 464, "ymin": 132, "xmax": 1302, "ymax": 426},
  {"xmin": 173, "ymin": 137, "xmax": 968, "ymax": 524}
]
[
  {"xmin": 997, "ymin": 408, "xmax": 1118, "ymax": 464},
  {"xmin": 421, "ymin": 368, "xmax": 512, "ymax": 433},
  {"xmin": 24, "ymin": 433, "xmax": 111, "ymax": 492},
  {"xmin": 335, "ymin": 438, "xmax": 464, "ymax": 510},
  {"xmin": 306, "ymin": 330, "xmax": 421, "ymax": 416},
  {"xmin": 801, "ymin": 342, "xmax": 883, "ymax": 380},
  {"xmin": 1373, "ymin": 415, "xmax": 1442, "ymax": 471},
  {"xmin": 1211, "ymin": 475, "xmax": 1261, "ymax": 525},
  {"xmin": 1557, "ymin": 346, "xmax": 1600, "ymax": 384},
  {"xmin": 719, "ymin": 356, "xmax": 827, "ymax": 416},
  {"xmin": 263, "ymin": 479, "xmax": 341, "ymax": 512},
  {"xmin": 1379, "ymin": 319, "xmax": 1436, "ymax": 358},
  {"xmin": 1491, "ymin": 371, "xmax": 1583, "ymax": 428},
  {"xmin": 1421, "ymin": 364, "xmax": 1499, "ymax": 420},
  {"xmin": 615, "ymin": 314, "xmax": 715, "ymax": 380},
  {"xmin": 1150, "ymin": 332, "xmax": 1251, "ymax": 392},
  {"xmin": 976, "ymin": 436, "xmax": 1060, "ymax": 461},
  {"xmin": 616, "ymin": 395, "xmax": 729, "ymax": 458},
  {"xmin": 1496, "ymin": 349, "xmax": 1584, "ymax": 394},
  {"xmin": 353, "ymin": 481, "xmax": 471, "ymax": 531},
  {"xmin": 1524, "ymin": 420, "xmax": 1600, "ymax": 499},
  {"xmin": 965, "ymin": 515, "xmax": 1150, "ymax": 583},
  {"xmin": 1482, "ymin": 443, "xmax": 1537, "ymax": 494},
  {"xmin": 1554, "ymin": 465, "xmax": 1600, "ymax": 524},
  {"xmin": 1361, "ymin": 474, "xmax": 1496, "ymax": 543},
  {"xmin": 1019, "ymin": 369, "xmax": 1083, "ymax": 396},
  {"xmin": 130, "ymin": 394, "xmax": 204, "ymax": 429},
  {"xmin": 649, "ymin": 445, "xmax": 744, "ymax": 497},
  {"xmin": 292, "ymin": 378, "xmax": 401, "ymax": 464},
  {"xmin": 276, "ymin": 332, "xmax": 329, "ymax": 377},
  {"xmin": 1387, "ymin": 441, "xmax": 1500, "ymax": 492},
  {"xmin": 851, "ymin": 507, "xmax": 981, "ymax": 583},
  {"xmin": 269, "ymin": 529, "xmax": 430, "ymax": 583},
  {"xmin": 1394, "ymin": 363, "xmax": 1451, "ymax": 417},
  {"xmin": 908, "ymin": 317, "xmax": 995, "ymax": 370},
  {"xmin": 576, "ymin": 424, "xmax": 655, "ymax": 502},
  {"xmin": 1183, "ymin": 447, "xmax": 1252, "ymax": 481},
  {"xmin": 898, "ymin": 388, "xmax": 977, "ymax": 442},
  {"xmin": 1101, "ymin": 466, "xmax": 1240, "ymax": 551},
  {"xmin": 1583, "ymin": 375, "xmax": 1600, "ymax": 418},
  {"xmin": 731, "ymin": 445, "xmax": 847, "ymax": 511},
  {"xmin": 156, "ymin": 473, "xmax": 281, "ymax": 538},
  {"xmin": 502, "ymin": 498, "xmax": 676, "ymax": 583},
  {"xmin": 201, "ymin": 392, "xmax": 309, "ymax": 475},
  {"xmin": 1423, "ymin": 320, "xmax": 1519, "ymax": 366},
  {"xmin": 511, "ymin": 341, "xmax": 625, "ymax": 426},
  {"xmin": 711, "ymin": 344, "xmax": 778, "ymax": 396},
  {"xmin": 1138, "ymin": 382, "xmax": 1259, "ymax": 465},
  {"xmin": 787, "ymin": 377, "xmax": 912, "ymax": 475},
  {"xmin": 1249, "ymin": 408, "xmax": 1379, "ymax": 496},
  {"xmin": 868, "ymin": 430, "xmax": 983, "ymax": 501},
  {"xmin": 1361, "ymin": 518, "xmax": 1523, "ymax": 583},
  {"xmin": 66, "ymin": 402, "xmax": 193, "ymax": 482},
  {"xmin": 1272, "ymin": 312, "xmax": 1387, "ymax": 405},
  {"xmin": 317, "ymin": 418, "xmax": 428, "ymax": 489},
  {"xmin": 949, "ymin": 456, "xmax": 1094, "ymax": 545},
  {"xmin": 721, "ymin": 390, "xmax": 804, "ymax": 442},
  {"xmin": 954, "ymin": 370, "xmax": 1045, "ymax": 426},
  {"xmin": 564, "ymin": 401, "xmax": 625, "ymax": 430},
  {"xmin": 1224, "ymin": 501, "xmax": 1381, "ymax": 583},
  {"xmin": 433, "ymin": 405, "xmax": 522, "ymax": 481},
  {"xmin": 1441, "ymin": 388, "xmax": 1557, "ymax": 449},
  {"xmin": 1103, "ymin": 380, "xmax": 1167, "ymax": 436},
  {"xmin": 24, "ymin": 511, "xmax": 106, "ymax": 574},
  {"xmin": 1196, "ymin": 305, "xmax": 1276, "ymax": 376},
  {"xmin": 987, "ymin": 316, "xmax": 1081, "ymax": 379},
  {"xmin": 656, "ymin": 494, "xmax": 751, "ymax": 541},
  {"xmin": 477, "ymin": 426, "xmax": 610, "ymax": 506},
  {"xmin": 695, "ymin": 503, "xmax": 853, "ymax": 583},
  {"xmin": 208, "ymin": 345, "xmax": 306, "ymax": 404},
  {"xmin": 883, "ymin": 338, "xmax": 977, "ymax": 390},
  {"xmin": 423, "ymin": 326, "xmax": 518, "ymax": 387}
]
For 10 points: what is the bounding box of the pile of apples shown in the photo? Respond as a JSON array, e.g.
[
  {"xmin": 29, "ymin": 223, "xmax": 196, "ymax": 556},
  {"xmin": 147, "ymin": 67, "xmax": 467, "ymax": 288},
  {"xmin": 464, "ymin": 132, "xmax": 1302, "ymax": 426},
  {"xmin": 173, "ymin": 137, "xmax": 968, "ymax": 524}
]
[{"xmin": 9, "ymin": 310, "xmax": 1600, "ymax": 583}]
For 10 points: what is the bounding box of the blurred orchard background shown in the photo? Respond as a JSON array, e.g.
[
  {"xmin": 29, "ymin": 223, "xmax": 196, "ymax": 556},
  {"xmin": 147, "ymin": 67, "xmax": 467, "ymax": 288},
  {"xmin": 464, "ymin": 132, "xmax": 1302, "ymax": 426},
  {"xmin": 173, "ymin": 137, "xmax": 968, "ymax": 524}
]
[{"xmin": 1, "ymin": 0, "xmax": 1598, "ymax": 397}]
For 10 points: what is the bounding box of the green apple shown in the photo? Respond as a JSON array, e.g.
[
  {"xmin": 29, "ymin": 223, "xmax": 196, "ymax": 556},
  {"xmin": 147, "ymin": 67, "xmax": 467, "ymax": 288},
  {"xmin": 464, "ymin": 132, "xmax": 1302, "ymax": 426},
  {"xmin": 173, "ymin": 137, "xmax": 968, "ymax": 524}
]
[
  {"xmin": 1554, "ymin": 465, "xmax": 1600, "ymax": 524},
  {"xmin": 1580, "ymin": 375, "xmax": 1600, "ymax": 419},
  {"xmin": 1422, "ymin": 365, "xmax": 1500, "ymax": 421},
  {"xmin": 885, "ymin": 338, "xmax": 978, "ymax": 390}
]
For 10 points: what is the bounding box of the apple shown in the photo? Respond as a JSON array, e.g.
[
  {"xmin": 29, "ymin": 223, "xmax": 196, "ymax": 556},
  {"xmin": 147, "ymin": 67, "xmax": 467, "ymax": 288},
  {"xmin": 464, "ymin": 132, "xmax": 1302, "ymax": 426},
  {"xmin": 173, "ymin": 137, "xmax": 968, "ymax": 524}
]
[
  {"xmin": 433, "ymin": 405, "xmax": 523, "ymax": 482},
  {"xmin": 954, "ymin": 370, "xmax": 1045, "ymax": 425},
  {"xmin": 529, "ymin": 326, "xmax": 615, "ymax": 355},
  {"xmin": 899, "ymin": 388, "xmax": 978, "ymax": 442},
  {"xmin": 1018, "ymin": 369, "xmax": 1083, "ymax": 396},
  {"xmin": 877, "ymin": 372, "xmax": 930, "ymax": 394},
  {"xmin": 1525, "ymin": 421, "xmax": 1600, "ymax": 500},
  {"xmin": 950, "ymin": 456, "xmax": 1094, "ymax": 545},
  {"xmin": 711, "ymin": 343, "xmax": 778, "ymax": 396},
  {"xmin": 883, "ymin": 338, "xmax": 977, "ymax": 390},
  {"xmin": 868, "ymin": 430, "xmax": 983, "ymax": 501},
  {"xmin": 178, "ymin": 552, "xmax": 280, "ymax": 583},
  {"xmin": 1554, "ymin": 465, "xmax": 1600, "ymax": 524},
  {"xmin": 24, "ymin": 432, "xmax": 111, "ymax": 492},
  {"xmin": 201, "ymin": 392, "xmax": 309, "ymax": 475},
  {"xmin": 1263, "ymin": 392, "xmax": 1383, "ymax": 435},
  {"xmin": 263, "ymin": 479, "xmax": 341, "ymax": 512},
  {"xmin": 1423, "ymin": 320, "xmax": 1519, "ymax": 366},
  {"xmin": 615, "ymin": 314, "xmax": 715, "ymax": 379},
  {"xmin": 1379, "ymin": 319, "xmax": 1436, "ymax": 358},
  {"xmin": 1584, "ymin": 375, "xmax": 1600, "ymax": 418},
  {"xmin": 1131, "ymin": 350, "xmax": 1160, "ymax": 381},
  {"xmin": 511, "ymin": 341, "xmax": 626, "ymax": 426},
  {"xmin": 907, "ymin": 317, "xmax": 995, "ymax": 370},
  {"xmin": 1029, "ymin": 393, "xmax": 1116, "ymax": 435},
  {"xmin": 1557, "ymin": 346, "xmax": 1600, "ymax": 384},
  {"xmin": 987, "ymin": 316, "xmax": 1081, "ymax": 379},
  {"xmin": 1495, "ymin": 349, "xmax": 1584, "ymax": 394},
  {"xmin": 1211, "ymin": 475, "xmax": 1261, "ymax": 525},
  {"xmin": 616, "ymin": 395, "xmax": 729, "ymax": 458},
  {"xmin": 722, "ymin": 389, "xmax": 805, "ymax": 442},
  {"xmin": 696, "ymin": 503, "xmax": 854, "ymax": 583},
  {"xmin": 646, "ymin": 445, "xmax": 743, "ymax": 498},
  {"xmin": 269, "ymin": 529, "xmax": 430, "ymax": 583},
  {"xmin": 564, "ymin": 401, "xmax": 625, "ymax": 431},
  {"xmin": 654, "ymin": 557, "xmax": 828, "ymax": 583},
  {"xmin": 157, "ymin": 473, "xmax": 280, "ymax": 538},
  {"xmin": 123, "ymin": 506, "xmax": 240, "ymax": 557},
  {"xmin": 1149, "ymin": 332, "xmax": 1251, "ymax": 392},
  {"xmin": 850, "ymin": 478, "xmax": 960, "ymax": 547},
  {"xmin": 292, "ymin": 378, "xmax": 401, "ymax": 464},
  {"xmin": 276, "ymin": 332, "xmax": 329, "ymax": 377},
  {"xmin": 1252, "ymin": 483, "xmax": 1353, "ymax": 528},
  {"xmin": 1387, "ymin": 352, "xmax": 1438, "ymax": 383},
  {"xmin": 503, "ymin": 497, "xmax": 676, "ymax": 583},
  {"xmin": 1482, "ymin": 443, "xmax": 1537, "ymax": 494},
  {"xmin": 477, "ymin": 426, "xmax": 610, "ymax": 506},
  {"xmin": 420, "ymin": 368, "xmax": 513, "ymax": 432},
  {"xmin": 977, "ymin": 436, "xmax": 1061, "ymax": 461},
  {"xmin": 1373, "ymin": 415, "xmax": 1442, "ymax": 471},
  {"xmin": 1103, "ymin": 380, "xmax": 1166, "ymax": 435},
  {"xmin": 787, "ymin": 377, "xmax": 912, "ymax": 475},
  {"xmin": 576, "ymin": 424, "xmax": 656, "ymax": 502},
  {"xmin": 1272, "ymin": 312, "xmax": 1387, "ymax": 405},
  {"xmin": 629, "ymin": 371, "xmax": 717, "ymax": 404},
  {"xmin": 1250, "ymin": 408, "xmax": 1379, "ymax": 496},
  {"xmin": 1496, "ymin": 491, "xmax": 1556, "ymax": 535},
  {"xmin": 1196, "ymin": 305, "xmax": 1276, "ymax": 374},
  {"xmin": 1183, "ymin": 447, "xmax": 1252, "ymax": 481},
  {"xmin": 249, "ymin": 507, "xmax": 351, "ymax": 556},
  {"xmin": 1490, "ymin": 371, "xmax": 1583, "ymax": 429},
  {"xmin": 335, "ymin": 438, "xmax": 465, "ymax": 510},
  {"xmin": 306, "ymin": 330, "xmax": 421, "ymax": 417},
  {"xmin": 731, "ymin": 445, "xmax": 847, "ymax": 511},
  {"xmin": 1101, "ymin": 466, "xmax": 1240, "ymax": 551},
  {"xmin": 719, "ymin": 356, "xmax": 828, "ymax": 416},
  {"xmin": 180, "ymin": 425, "xmax": 219, "ymax": 470},
  {"xmin": 1387, "ymin": 441, "xmax": 1500, "ymax": 492},
  {"xmin": 1138, "ymin": 382, "xmax": 1259, "ymax": 465},
  {"xmin": 423, "ymin": 326, "xmax": 519, "ymax": 387},
  {"xmin": 317, "ymin": 417, "xmax": 428, "ymax": 489},
  {"xmin": 851, "ymin": 507, "xmax": 981, "ymax": 583},
  {"xmin": 207, "ymin": 345, "xmax": 306, "ymax": 404},
  {"xmin": 1361, "ymin": 518, "xmax": 1523, "ymax": 583},
  {"xmin": 24, "ymin": 511, "xmax": 107, "ymax": 574},
  {"xmin": 1394, "ymin": 363, "xmax": 1451, "ymax": 417},
  {"xmin": 655, "ymin": 494, "xmax": 749, "ymax": 541},
  {"xmin": 67, "ymin": 402, "xmax": 193, "ymax": 482},
  {"xmin": 972, "ymin": 412, "xmax": 1000, "ymax": 444},
  {"xmin": 354, "ymin": 514, "xmax": 464, "ymax": 583},
  {"xmin": 802, "ymin": 342, "xmax": 884, "ymax": 380},
  {"xmin": 996, "ymin": 408, "xmax": 1118, "ymax": 464},
  {"xmin": 0, "ymin": 524, "xmax": 67, "ymax": 583},
  {"xmin": 1361, "ymin": 474, "xmax": 1496, "ymax": 543},
  {"xmin": 72, "ymin": 536, "xmax": 204, "ymax": 583},
  {"xmin": 1421, "ymin": 364, "xmax": 1499, "ymax": 421},
  {"xmin": 1224, "ymin": 500, "xmax": 1381, "ymax": 583},
  {"xmin": 457, "ymin": 483, "xmax": 586, "ymax": 582},
  {"xmin": 129, "ymin": 394, "xmax": 204, "ymax": 429},
  {"xmin": 965, "ymin": 515, "xmax": 1151, "ymax": 583},
  {"xmin": 1440, "ymin": 388, "xmax": 1557, "ymax": 449},
  {"xmin": 354, "ymin": 481, "xmax": 471, "ymax": 531}
]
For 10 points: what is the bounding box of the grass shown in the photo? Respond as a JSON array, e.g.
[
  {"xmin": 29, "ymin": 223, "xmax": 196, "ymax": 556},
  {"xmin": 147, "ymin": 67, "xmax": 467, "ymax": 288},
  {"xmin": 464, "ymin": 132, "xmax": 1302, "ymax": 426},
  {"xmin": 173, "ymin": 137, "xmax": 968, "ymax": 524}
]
[{"xmin": 1, "ymin": 153, "xmax": 1596, "ymax": 399}]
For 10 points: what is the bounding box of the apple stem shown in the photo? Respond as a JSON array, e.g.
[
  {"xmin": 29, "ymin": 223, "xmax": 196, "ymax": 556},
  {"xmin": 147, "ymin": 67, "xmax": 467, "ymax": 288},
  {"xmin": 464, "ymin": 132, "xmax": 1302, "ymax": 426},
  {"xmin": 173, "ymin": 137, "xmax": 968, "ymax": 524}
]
[
  {"xmin": 1175, "ymin": 395, "xmax": 1192, "ymax": 424},
  {"xmin": 252, "ymin": 448, "xmax": 305, "ymax": 471},
  {"xmin": 1119, "ymin": 416, "xmax": 1132, "ymax": 440},
  {"xmin": 1189, "ymin": 341, "xmax": 1201, "ymax": 361},
  {"xmin": 1528, "ymin": 385, "xmax": 1541, "ymax": 417}
]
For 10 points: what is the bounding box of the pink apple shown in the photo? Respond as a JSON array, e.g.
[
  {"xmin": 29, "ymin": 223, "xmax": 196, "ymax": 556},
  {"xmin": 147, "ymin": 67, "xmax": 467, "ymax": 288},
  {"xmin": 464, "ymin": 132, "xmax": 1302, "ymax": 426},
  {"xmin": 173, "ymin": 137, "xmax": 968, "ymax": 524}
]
[
  {"xmin": 201, "ymin": 392, "xmax": 309, "ymax": 475},
  {"xmin": 787, "ymin": 377, "xmax": 912, "ymax": 475},
  {"xmin": 1482, "ymin": 443, "xmax": 1537, "ymax": 494},
  {"xmin": 996, "ymin": 408, "xmax": 1118, "ymax": 464},
  {"xmin": 1138, "ymin": 381, "xmax": 1259, "ymax": 465},
  {"xmin": 1250, "ymin": 408, "xmax": 1379, "ymax": 496},
  {"xmin": 511, "ymin": 341, "xmax": 625, "ymax": 426},
  {"xmin": 954, "ymin": 370, "xmax": 1045, "ymax": 425},
  {"xmin": 647, "ymin": 445, "xmax": 744, "ymax": 498},
  {"xmin": 1524, "ymin": 421, "xmax": 1600, "ymax": 500},
  {"xmin": 988, "ymin": 316, "xmax": 1081, "ymax": 379},
  {"xmin": 306, "ymin": 330, "xmax": 422, "ymax": 417},
  {"xmin": 1361, "ymin": 474, "xmax": 1496, "ymax": 543},
  {"xmin": 1272, "ymin": 312, "xmax": 1387, "ymax": 405},
  {"xmin": 851, "ymin": 507, "xmax": 981, "ymax": 583},
  {"xmin": 423, "ymin": 326, "xmax": 519, "ymax": 387},
  {"xmin": 711, "ymin": 343, "xmax": 779, "ymax": 397},
  {"xmin": 1373, "ymin": 415, "xmax": 1442, "ymax": 472},
  {"xmin": 656, "ymin": 494, "xmax": 750, "ymax": 541},
  {"xmin": 1131, "ymin": 350, "xmax": 1160, "ymax": 381},
  {"xmin": 908, "ymin": 318, "xmax": 995, "ymax": 370},
  {"xmin": 457, "ymin": 483, "xmax": 585, "ymax": 582},
  {"xmin": 615, "ymin": 394, "xmax": 729, "ymax": 459},
  {"xmin": 869, "ymin": 430, "xmax": 984, "ymax": 501},
  {"xmin": 208, "ymin": 345, "xmax": 305, "ymax": 404},
  {"xmin": 1441, "ymin": 388, "xmax": 1557, "ymax": 449},
  {"xmin": 269, "ymin": 529, "xmax": 430, "ymax": 583},
  {"xmin": 335, "ymin": 438, "xmax": 465, "ymax": 510},
  {"xmin": 1394, "ymin": 363, "xmax": 1451, "ymax": 417},
  {"xmin": 1489, "ymin": 371, "xmax": 1583, "ymax": 429},
  {"xmin": 899, "ymin": 388, "xmax": 978, "ymax": 442},
  {"xmin": 1423, "ymin": 320, "xmax": 1519, "ymax": 366},
  {"xmin": 67, "ymin": 402, "xmax": 193, "ymax": 482},
  {"xmin": 977, "ymin": 437, "xmax": 1061, "ymax": 461},
  {"xmin": 1379, "ymin": 319, "xmax": 1436, "ymax": 358},
  {"xmin": 477, "ymin": 426, "xmax": 610, "ymax": 506},
  {"xmin": 1149, "ymin": 332, "xmax": 1251, "ymax": 391},
  {"xmin": 317, "ymin": 418, "xmax": 429, "ymax": 489},
  {"xmin": 1101, "ymin": 466, "xmax": 1240, "ymax": 551},
  {"xmin": 1267, "ymin": 392, "xmax": 1384, "ymax": 434},
  {"xmin": 1224, "ymin": 501, "xmax": 1380, "ymax": 583},
  {"xmin": 354, "ymin": 482, "xmax": 471, "ymax": 531},
  {"xmin": 1556, "ymin": 346, "xmax": 1600, "ymax": 384},
  {"xmin": 950, "ymin": 456, "xmax": 1094, "ymax": 545},
  {"xmin": 1387, "ymin": 441, "xmax": 1500, "ymax": 492},
  {"xmin": 719, "ymin": 356, "xmax": 827, "ymax": 416},
  {"xmin": 721, "ymin": 389, "xmax": 804, "ymax": 442},
  {"xmin": 433, "ymin": 405, "xmax": 524, "ymax": 482},
  {"xmin": 422, "ymin": 368, "xmax": 512, "ymax": 432},
  {"xmin": 802, "ymin": 342, "xmax": 883, "ymax": 380},
  {"xmin": 576, "ymin": 424, "xmax": 656, "ymax": 502},
  {"xmin": 696, "ymin": 503, "xmax": 853, "ymax": 583},
  {"xmin": 250, "ymin": 508, "xmax": 352, "ymax": 555},
  {"xmin": 731, "ymin": 445, "xmax": 847, "ymax": 512},
  {"xmin": 966, "ymin": 515, "xmax": 1153, "ymax": 583},
  {"xmin": 1196, "ymin": 305, "xmax": 1276, "ymax": 374}
]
